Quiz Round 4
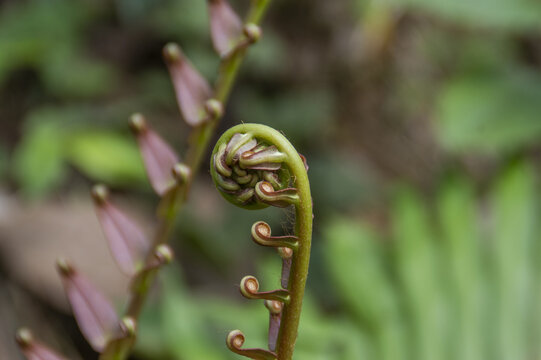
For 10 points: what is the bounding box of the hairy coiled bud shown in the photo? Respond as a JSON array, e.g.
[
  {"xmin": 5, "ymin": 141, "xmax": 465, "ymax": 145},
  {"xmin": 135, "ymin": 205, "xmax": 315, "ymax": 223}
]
[
  {"xmin": 211, "ymin": 132, "xmax": 292, "ymax": 209},
  {"xmin": 251, "ymin": 221, "xmax": 298, "ymax": 250}
]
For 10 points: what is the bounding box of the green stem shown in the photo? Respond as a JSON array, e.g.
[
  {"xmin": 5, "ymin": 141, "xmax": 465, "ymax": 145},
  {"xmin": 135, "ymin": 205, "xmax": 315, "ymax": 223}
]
[
  {"xmin": 99, "ymin": 2, "xmax": 273, "ymax": 359},
  {"xmin": 124, "ymin": 196, "xmax": 178, "ymax": 318},
  {"xmin": 246, "ymin": 0, "xmax": 272, "ymax": 24},
  {"xmin": 277, "ymin": 200, "xmax": 312, "ymax": 359}
]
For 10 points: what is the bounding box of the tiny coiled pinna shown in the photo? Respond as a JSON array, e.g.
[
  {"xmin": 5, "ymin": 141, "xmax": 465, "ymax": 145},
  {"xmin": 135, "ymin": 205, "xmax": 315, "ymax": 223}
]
[{"xmin": 210, "ymin": 123, "xmax": 312, "ymax": 360}]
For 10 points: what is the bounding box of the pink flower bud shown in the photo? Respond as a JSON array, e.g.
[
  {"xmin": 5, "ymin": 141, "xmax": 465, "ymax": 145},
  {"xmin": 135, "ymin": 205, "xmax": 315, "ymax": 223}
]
[
  {"xmin": 91, "ymin": 185, "xmax": 149, "ymax": 275},
  {"xmin": 130, "ymin": 114, "xmax": 179, "ymax": 195},
  {"xmin": 208, "ymin": 0, "xmax": 243, "ymax": 55},
  {"xmin": 16, "ymin": 328, "xmax": 67, "ymax": 360},
  {"xmin": 56, "ymin": 259, "xmax": 119, "ymax": 352},
  {"xmin": 163, "ymin": 43, "xmax": 212, "ymax": 126}
]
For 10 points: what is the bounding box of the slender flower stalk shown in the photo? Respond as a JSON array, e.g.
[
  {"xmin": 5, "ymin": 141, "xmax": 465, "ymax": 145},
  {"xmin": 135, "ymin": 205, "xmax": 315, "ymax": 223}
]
[
  {"xmin": 17, "ymin": 1, "xmax": 274, "ymax": 359},
  {"xmin": 98, "ymin": 1, "xmax": 274, "ymax": 359},
  {"xmin": 210, "ymin": 124, "xmax": 313, "ymax": 360},
  {"xmin": 118, "ymin": 0, "xmax": 271, "ymax": 318}
]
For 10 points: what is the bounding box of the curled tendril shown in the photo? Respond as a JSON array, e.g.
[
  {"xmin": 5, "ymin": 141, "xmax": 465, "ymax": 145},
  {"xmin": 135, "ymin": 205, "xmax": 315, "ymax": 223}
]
[
  {"xmin": 240, "ymin": 276, "xmax": 290, "ymax": 303},
  {"xmin": 251, "ymin": 221, "xmax": 298, "ymax": 250},
  {"xmin": 226, "ymin": 330, "xmax": 277, "ymax": 360},
  {"xmin": 254, "ymin": 182, "xmax": 299, "ymax": 207},
  {"xmin": 211, "ymin": 131, "xmax": 292, "ymax": 209}
]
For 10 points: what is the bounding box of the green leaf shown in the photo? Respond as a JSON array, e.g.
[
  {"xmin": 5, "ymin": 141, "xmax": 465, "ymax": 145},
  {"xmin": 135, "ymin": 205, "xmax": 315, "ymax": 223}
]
[
  {"xmin": 392, "ymin": 187, "xmax": 447, "ymax": 360},
  {"xmin": 488, "ymin": 160, "xmax": 537, "ymax": 360},
  {"xmin": 12, "ymin": 121, "xmax": 67, "ymax": 198},
  {"xmin": 323, "ymin": 218, "xmax": 407, "ymax": 360},
  {"xmin": 435, "ymin": 70, "xmax": 541, "ymax": 154},
  {"xmin": 324, "ymin": 218, "xmax": 395, "ymax": 325},
  {"xmin": 65, "ymin": 131, "xmax": 147, "ymax": 187},
  {"xmin": 436, "ymin": 175, "xmax": 484, "ymax": 360}
]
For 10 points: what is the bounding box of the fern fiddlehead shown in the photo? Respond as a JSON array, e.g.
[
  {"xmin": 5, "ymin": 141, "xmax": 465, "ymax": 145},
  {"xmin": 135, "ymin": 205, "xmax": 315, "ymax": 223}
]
[{"xmin": 211, "ymin": 123, "xmax": 313, "ymax": 360}]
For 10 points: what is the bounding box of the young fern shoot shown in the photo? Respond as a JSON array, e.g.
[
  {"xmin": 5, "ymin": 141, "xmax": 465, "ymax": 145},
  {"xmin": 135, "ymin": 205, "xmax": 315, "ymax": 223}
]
[{"xmin": 210, "ymin": 123, "xmax": 313, "ymax": 360}]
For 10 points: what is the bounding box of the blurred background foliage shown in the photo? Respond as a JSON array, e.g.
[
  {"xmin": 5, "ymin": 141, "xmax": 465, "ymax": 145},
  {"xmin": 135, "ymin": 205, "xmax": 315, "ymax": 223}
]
[{"xmin": 1, "ymin": 0, "xmax": 541, "ymax": 359}]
